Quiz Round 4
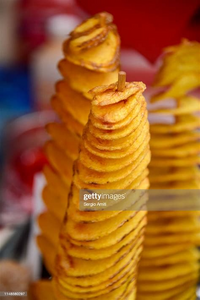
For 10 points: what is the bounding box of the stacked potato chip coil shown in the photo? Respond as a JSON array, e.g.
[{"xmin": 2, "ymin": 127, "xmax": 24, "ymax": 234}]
[
  {"xmin": 36, "ymin": 12, "xmax": 120, "ymax": 275},
  {"xmin": 52, "ymin": 78, "xmax": 150, "ymax": 300},
  {"xmin": 137, "ymin": 40, "xmax": 200, "ymax": 300}
]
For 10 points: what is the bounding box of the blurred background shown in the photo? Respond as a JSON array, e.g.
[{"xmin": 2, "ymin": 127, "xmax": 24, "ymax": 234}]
[{"xmin": 0, "ymin": 0, "xmax": 200, "ymax": 291}]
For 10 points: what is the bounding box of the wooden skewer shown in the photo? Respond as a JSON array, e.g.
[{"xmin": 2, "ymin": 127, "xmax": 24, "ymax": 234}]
[
  {"xmin": 100, "ymin": 13, "xmax": 106, "ymax": 27},
  {"xmin": 118, "ymin": 71, "xmax": 126, "ymax": 91}
]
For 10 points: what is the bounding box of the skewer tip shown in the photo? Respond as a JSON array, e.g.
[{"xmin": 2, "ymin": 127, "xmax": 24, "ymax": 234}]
[
  {"xmin": 118, "ymin": 71, "xmax": 126, "ymax": 91},
  {"xmin": 99, "ymin": 13, "xmax": 106, "ymax": 27}
]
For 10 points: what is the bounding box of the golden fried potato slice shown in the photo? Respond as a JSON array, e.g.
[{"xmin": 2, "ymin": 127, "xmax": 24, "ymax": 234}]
[
  {"xmin": 70, "ymin": 12, "xmax": 113, "ymax": 39},
  {"xmin": 91, "ymin": 93, "xmax": 144, "ymax": 125},
  {"xmin": 171, "ymin": 286, "xmax": 197, "ymax": 300},
  {"xmin": 151, "ymin": 73, "xmax": 200, "ymax": 103},
  {"xmin": 56, "ymin": 244, "xmax": 142, "ymax": 288},
  {"xmin": 138, "ymin": 280, "xmax": 198, "ymax": 300},
  {"xmin": 56, "ymin": 236, "xmax": 142, "ymax": 277},
  {"xmin": 58, "ymin": 270, "xmax": 134, "ymax": 299},
  {"xmin": 76, "ymin": 146, "xmax": 150, "ymax": 184},
  {"xmin": 42, "ymin": 185, "xmax": 67, "ymax": 221},
  {"xmin": 74, "ymin": 156, "xmax": 149, "ymax": 190},
  {"xmin": 138, "ymin": 272, "xmax": 198, "ymax": 292},
  {"xmin": 144, "ymin": 232, "xmax": 200, "ymax": 246},
  {"xmin": 56, "ymin": 238, "xmax": 142, "ymax": 287},
  {"xmin": 155, "ymin": 59, "xmax": 200, "ymax": 88},
  {"xmin": 150, "ymin": 180, "xmax": 200, "ymax": 189},
  {"xmin": 58, "ymin": 59, "xmax": 119, "ymax": 99},
  {"xmin": 67, "ymin": 212, "xmax": 146, "ymax": 249},
  {"xmin": 145, "ymin": 217, "xmax": 200, "ymax": 234},
  {"xmin": 147, "ymin": 211, "xmax": 200, "ymax": 221},
  {"xmin": 88, "ymin": 108, "xmax": 147, "ymax": 140},
  {"xmin": 150, "ymin": 154, "xmax": 200, "ymax": 167},
  {"xmin": 83, "ymin": 124, "xmax": 149, "ymax": 159},
  {"xmin": 164, "ymin": 39, "xmax": 200, "ymax": 60},
  {"xmin": 150, "ymin": 115, "xmax": 200, "ymax": 134},
  {"xmin": 64, "ymin": 27, "xmax": 120, "ymax": 72},
  {"xmin": 141, "ymin": 242, "xmax": 193, "ymax": 258},
  {"xmin": 135, "ymin": 177, "xmax": 149, "ymax": 189},
  {"xmin": 151, "ymin": 141, "xmax": 200, "ymax": 157},
  {"xmin": 43, "ymin": 165, "xmax": 70, "ymax": 195},
  {"xmin": 150, "ymin": 96, "xmax": 200, "ymax": 115},
  {"xmin": 85, "ymin": 114, "xmax": 148, "ymax": 151},
  {"xmin": 69, "ymin": 27, "xmax": 109, "ymax": 53},
  {"xmin": 66, "ymin": 210, "xmax": 141, "ymax": 241},
  {"xmin": 150, "ymin": 131, "xmax": 200, "ymax": 149},
  {"xmin": 150, "ymin": 166, "xmax": 200, "ymax": 182},
  {"xmin": 124, "ymin": 284, "xmax": 136, "ymax": 300},
  {"xmin": 51, "ymin": 96, "xmax": 83, "ymax": 137},
  {"xmin": 30, "ymin": 280, "xmax": 54, "ymax": 300},
  {"xmin": 153, "ymin": 40, "xmax": 200, "ymax": 87},
  {"xmin": 139, "ymin": 248, "xmax": 200, "ymax": 267},
  {"xmin": 36, "ymin": 235, "xmax": 56, "ymax": 275},
  {"xmin": 57, "ymin": 266, "xmax": 135, "ymax": 298},
  {"xmin": 56, "ymin": 81, "xmax": 90, "ymax": 125},
  {"xmin": 91, "ymin": 81, "xmax": 145, "ymax": 106},
  {"xmin": 37, "ymin": 212, "xmax": 61, "ymax": 247},
  {"xmin": 174, "ymin": 179, "xmax": 200, "ymax": 189},
  {"xmin": 46, "ymin": 123, "xmax": 79, "ymax": 161},
  {"xmin": 53, "ymin": 273, "xmax": 134, "ymax": 300},
  {"xmin": 61, "ymin": 222, "xmax": 145, "ymax": 260},
  {"xmin": 91, "ymin": 94, "xmax": 144, "ymax": 127},
  {"xmin": 90, "ymin": 109, "xmax": 135, "ymax": 131},
  {"xmin": 79, "ymin": 134, "xmax": 149, "ymax": 172},
  {"xmin": 58, "ymin": 257, "xmax": 136, "ymax": 293},
  {"xmin": 138, "ymin": 261, "xmax": 199, "ymax": 282},
  {"xmin": 44, "ymin": 141, "xmax": 73, "ymax": 186},
  {"xmin": 137, "ymin": 279, "xmax": 198, "ymax": 300}
]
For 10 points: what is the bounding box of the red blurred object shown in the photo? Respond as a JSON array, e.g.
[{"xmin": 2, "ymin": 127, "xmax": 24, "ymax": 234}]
[
  {"xmin": 18, "ymin": 0, "xmax": 82, "ymax": 60},
  {"xmin": 1, "ymin": 111, "xmax": 56, "ymax": 225},
  {"xmin": 77, "ymin": 0, "xmax": 200, "ymax": 62},
  {"xmin": 11, "ymin": 145, "xmax": 48, "ymax": 190}
]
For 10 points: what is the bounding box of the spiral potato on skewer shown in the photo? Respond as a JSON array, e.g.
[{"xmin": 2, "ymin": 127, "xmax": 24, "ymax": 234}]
[
  {"xmin": 137, "ymin": 40, "xmax": 200, "ymax": 300},
  {"xmin": 37, "ymin": 12, "xmax": 120, "ymax": 275},
  {"xmin": 31, "ymin": 75, "xmax": 150, "ymax": 300}
]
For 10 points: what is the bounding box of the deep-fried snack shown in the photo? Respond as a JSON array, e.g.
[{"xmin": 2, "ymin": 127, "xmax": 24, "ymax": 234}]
[
  {"xmin": 32, "ymin": 75, "xmax": 150, "ymax": 300},
  {"xmin": 137, "ymin": 39, "xmax": 200, "ymax": 299}
]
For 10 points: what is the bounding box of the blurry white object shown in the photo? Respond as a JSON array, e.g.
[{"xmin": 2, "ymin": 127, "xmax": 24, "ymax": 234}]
[
  {"xmin": 197, "ymin": 286, "xmax": 200, "ymax": 299},
  {"xmin": 0, "ymin": 0, "xmax": 19, "ymax": 65},
  {"xmin": 47, "ymin": 14, "xmax": 80, "ymax": 39},
  {"xmin": 31, "ymin": 14, "xmax": 81, "ymax": 110},
  {"xmin": 26, "ymin": 173, "xmax": 46, "ymax": 280},
  {"xmin": 0, "ymin": 228, "xmax": 15, "ymax": 248}
]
